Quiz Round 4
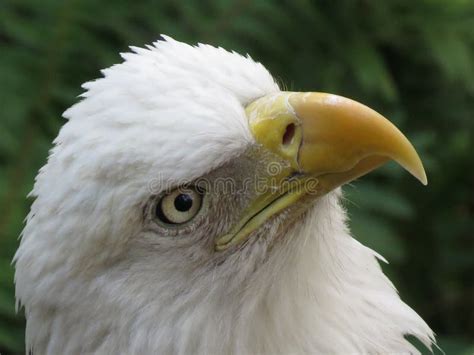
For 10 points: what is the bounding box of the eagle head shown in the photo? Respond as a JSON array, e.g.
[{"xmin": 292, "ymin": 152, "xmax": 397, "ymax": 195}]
[{"xmin": 15, "ymin": 36, "xmax": 434, "ymax": 354}]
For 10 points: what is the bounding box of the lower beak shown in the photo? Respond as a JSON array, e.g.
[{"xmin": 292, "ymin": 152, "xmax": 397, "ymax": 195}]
[{"xmin": 215, "ymin": 92, "xmax": 427, "ymax": 250}]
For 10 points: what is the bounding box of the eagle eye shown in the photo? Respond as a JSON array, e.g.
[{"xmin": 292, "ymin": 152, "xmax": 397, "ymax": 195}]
[{"xmin": 155, "ymin": 187, "xmax": 203, "ymax": 225}]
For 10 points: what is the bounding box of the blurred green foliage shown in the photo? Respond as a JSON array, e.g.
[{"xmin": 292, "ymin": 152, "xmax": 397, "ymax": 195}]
[{"xmin": 1, "ymin": 0, "xmax": 473, "ymax": 354}]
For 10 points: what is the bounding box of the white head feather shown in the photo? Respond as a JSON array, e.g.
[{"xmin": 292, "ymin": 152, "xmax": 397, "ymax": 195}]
[{"xmin": 15, "ymin": 36, "xmax": 434, "ymax": 354}]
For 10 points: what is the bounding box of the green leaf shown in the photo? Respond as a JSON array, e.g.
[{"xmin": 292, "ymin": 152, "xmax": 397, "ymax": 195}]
[
  {"xmin": 348, "ymin": 210, "xmax": 406, "ymax": 262},
  {"xmin": 345, "ymin": 182, "xmax": 414, "ymax": 219}
]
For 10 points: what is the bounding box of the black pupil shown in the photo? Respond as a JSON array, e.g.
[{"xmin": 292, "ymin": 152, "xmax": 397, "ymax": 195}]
[{"xmin": 174, "ymin": 194, "xmax": 193, "ymax": 212}]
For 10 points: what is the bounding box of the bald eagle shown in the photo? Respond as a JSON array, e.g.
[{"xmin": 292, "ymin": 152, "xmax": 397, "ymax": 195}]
[{"xmin": 15, "ymin": 36, "xmax": 434, "ymax": 354}]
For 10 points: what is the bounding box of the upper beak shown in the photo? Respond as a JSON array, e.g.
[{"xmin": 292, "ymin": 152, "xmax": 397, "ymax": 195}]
[
  {"xmin": 247, "ymin": 92, "xmax": 427, "ymax": 190},
  {"xmin": 215, "ymin": 92, "xmax": 427, "ymax": 250}
]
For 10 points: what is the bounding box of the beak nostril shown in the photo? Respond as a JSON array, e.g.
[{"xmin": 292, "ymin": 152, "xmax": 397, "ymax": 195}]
[{"xmin": 282, "ymin": 123, "xmax": 295, "ymax": 146}]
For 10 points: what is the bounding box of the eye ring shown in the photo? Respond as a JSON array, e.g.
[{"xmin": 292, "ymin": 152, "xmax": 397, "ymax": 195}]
[{"xmin": 154, "ymin": 186, "xmax": 204, "ymax": 226}]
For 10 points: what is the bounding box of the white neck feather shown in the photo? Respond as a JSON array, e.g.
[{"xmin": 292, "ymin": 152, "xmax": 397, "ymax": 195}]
[{"xmin": 21, "ymin": 193, "xmax": 433, "ymax": 354}]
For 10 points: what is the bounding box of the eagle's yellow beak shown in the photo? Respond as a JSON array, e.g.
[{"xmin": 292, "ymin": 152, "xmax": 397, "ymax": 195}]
[{"xmin": 215, "ymin": 92, "xmax": 427, "ymax": 250}]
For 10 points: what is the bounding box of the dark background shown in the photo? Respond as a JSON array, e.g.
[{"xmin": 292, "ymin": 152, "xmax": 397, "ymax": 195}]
[{"xmin": 1, "ymin": 1, "xmax": 473, "ymax": 354}]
